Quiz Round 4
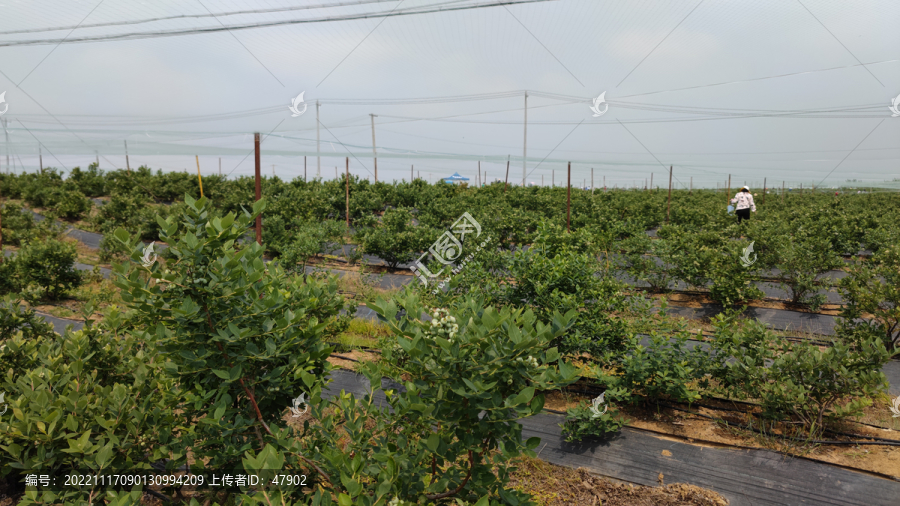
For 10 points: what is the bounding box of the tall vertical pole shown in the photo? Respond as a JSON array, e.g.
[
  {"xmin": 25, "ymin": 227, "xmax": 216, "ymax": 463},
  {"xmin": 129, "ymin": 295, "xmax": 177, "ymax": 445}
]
[
  {"xmin": 504, "ymin": 157, "xmax": 509, "ymax": 192},
  {"xmin": 411, "ymin": 165, "xmax": 414, "ymax": 182},
  {"xmin": 591, "ymin": 167, "xmax": 594, "ymax": 194},
  {"xmin": 254, "ymin": 133, "xmax": 262, "ymax": 245},
  {"xmin": 3, "ymin": 118, "xmax": 9, "ymax": 174},
  {"xmin": 96, "ymin": 151, "xmax": 99, "ymax": 168},
  {"xmin": 345, "ymin": 157, "xmax": 350, "ymax": 228},
  {"xmin": 219, "ymin": 157, "xmax": 222, "ymax": 177},
  {"xmin": 762, "ymin": 177, "xmax": 766, "ymax": 205},
  {"xmin": 523, "ymin": 92, "xmax": 527, "ymax": 186},
  {"xmin": 39, "ymin": 145, "xmax": 43, "ymax": 175},
  {"xmin": 726, "ymin": 174, "xmax": 731, "ymax": 206},
  {"xmin": 370, "ymin": 114, "xmax": 378, "ymax": 182},
  {"xmin": 478, "ymin": 161, "xmax": 481, "ymax": 187},
  {"xmin": 196, "ymin": 155, "xmax": 204, "ymax": 197},
  {"xmin": 650, "ymin": 172, "xmax": 653, "ymax": 191},
  {"xmin": 782, "ymin": 181, "xmax": 785, "ymax": 204},
  {"xmin": 689, "ymin": 177, "xmax": 692, "ymax": 194},
  {"xmin": 666, "ymin": 165, "xmax": 673, "ymax": 224},
  {"xmin": 566, "ymin": 162, "xmax": 571, "ymax": 232},
  {"xmin": 124, "ymin": 140, "xmax": 131, "ymax": 174},
  {"xmin": 316, "ymin": 101, "xmax": 321, "ymax": 178},
  {"xmin": 552, "ymin": 170, "xmax": 555, "ymax": 187}
]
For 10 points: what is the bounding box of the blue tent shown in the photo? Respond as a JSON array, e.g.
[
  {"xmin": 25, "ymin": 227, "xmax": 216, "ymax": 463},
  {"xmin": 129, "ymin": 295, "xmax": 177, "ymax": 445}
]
[{"xmin": 442, "ymin": 172, "xmax": 470, "ymax": 184}]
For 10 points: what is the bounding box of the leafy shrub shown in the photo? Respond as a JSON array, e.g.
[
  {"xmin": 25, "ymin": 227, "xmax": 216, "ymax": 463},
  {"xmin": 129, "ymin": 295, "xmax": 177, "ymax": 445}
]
[
  {"xmin": 354, "ymin": 294, "xmax": 580, "ymax": 504},
  {"xmin": 761, "ymin": 230, "xmax": 842, "ymax": 309},
  {"xmin": 0, "ymin": 304, "xmax": 176, "ymax": 505},
  {"xmin": 0, "ymin": 295, "xmax": 54, "ymax": 340},
  {"xmin": 278, "ymin": 220, "xmax": 347, "ymax": 272},
  {"xmin": 12, "ymin": 238, "xmax": 82, "ymax": 300},
  {"xmin": 361, "ymin": 207, "xmax": 435, "ymax": 268},
  {"xmin": 618, "ymin": 234, "xmax": 675, "ymax": 292},
  {"xmin": 707, "ymin": 241, "xmax": 764, "ymax": 307},
  {"xmin": 0, "ymin": 203, "xmax": 37, "ymax": 246},
  {"xmin": 709, "ymin": 310, "xmax": 894, "ymax": 434},
  {"xmin": 838, "ymin": 243, "xmax": 900, "ymax": 351},
  {"xmin": 562, "ymin": 393, "xmax": 626, "ymax": 442},
  {"xmin": 55, "ymin": 189, "xmax": 92, "ymax": 220},
  {"xmin": 66, "ymin": 163, "xmax": 107, "ymax": 197},
  {"xmin": 113, "ymin": 195, "xmax": 345, "ymax": 475},
  {"xmin": 600, "ymin": 332, "xmax": 709, "ymax": 406}
]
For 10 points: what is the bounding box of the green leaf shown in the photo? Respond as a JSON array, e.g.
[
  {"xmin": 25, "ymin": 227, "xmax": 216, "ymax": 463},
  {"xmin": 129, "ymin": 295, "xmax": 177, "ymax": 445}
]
[
  {"xmin": 338, "ymin": 493, "xmax": 353, "ymax": 506},
  {"xmin": 212, "ymin": 369, "xmax": 231, "ymax": 380},
  {"xmin": 426, "ymin": 434, "xmax": 440, "ymax": 452}
]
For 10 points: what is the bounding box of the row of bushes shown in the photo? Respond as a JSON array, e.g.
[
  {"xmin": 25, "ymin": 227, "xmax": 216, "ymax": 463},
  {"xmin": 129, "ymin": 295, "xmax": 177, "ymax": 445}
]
[{"xmin": 1, "ymin": 197, "xmax": 576, "ymax": 505}]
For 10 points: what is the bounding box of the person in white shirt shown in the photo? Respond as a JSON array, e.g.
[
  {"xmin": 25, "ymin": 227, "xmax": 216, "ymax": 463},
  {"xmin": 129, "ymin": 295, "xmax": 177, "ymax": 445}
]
[{"xmin": 731, "ymin": 186, "xmax": 756, "ymax": 223}]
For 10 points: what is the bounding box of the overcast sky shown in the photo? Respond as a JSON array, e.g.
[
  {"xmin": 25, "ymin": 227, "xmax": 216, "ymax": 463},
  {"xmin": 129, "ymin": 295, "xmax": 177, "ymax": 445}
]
[{"xmin": 0, "ymin": 0, "xmax": 898, "ymax": 188}]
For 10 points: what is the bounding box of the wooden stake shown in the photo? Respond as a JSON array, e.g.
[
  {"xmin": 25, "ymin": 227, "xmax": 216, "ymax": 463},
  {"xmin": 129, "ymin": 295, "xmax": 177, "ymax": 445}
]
[
  {"xmin": 345, "ymin": 157, "xmax": 350, "ymax": 228},
  {"xmin": 782, "ymin": 181, "xmax": 785, "ymax": 204},
  {"xmin": 304, "ymin": 156, "xmax": 306, "ymax": 182},
  {"xmin": 124, "ymin": 141, "xmax": 131, "ymax": 174},
  {"xmin": 726, "ymin": 174, "xmax": 731, "ymax": 206},
  {"xmin": 504, "ymin": 158, "xmax": 510, "ymax": 192},
  {"xmin": 195, "ymin": 155, "xmax": 204, "ymax": 197},
  {"xmin": 690, "ymin": 177, "xmax": 692, "ymax": 194},
  {"xmin": 478, "ymin": 161, "xmax": 481, "ymax": 187},
  {"xmin": 566, "ymin": 162, "xmax": 571, "ymax": 232},
  {"xmin": 254, "ymin": 133, "xmax": 262, "ymax": 245},
  {"xmin": 666, "ymin": 165, "xmax": 673, "ymax": 224},
  {"xmin": 39, "ymin": 145, "xmax": 43, "ymax": 175}
]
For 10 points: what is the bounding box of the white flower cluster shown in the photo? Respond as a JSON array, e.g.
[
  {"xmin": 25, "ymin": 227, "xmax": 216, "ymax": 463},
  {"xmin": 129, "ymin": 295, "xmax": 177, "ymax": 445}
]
[
  {"xmin": 387, "ymin": 497, "xmax": 415, "ymax": 506},
  {"xmin": 515, "ymin": 355, "xmax": 539, "ymax": 368},
  {"xmin": 426, "ymin": 308, "xmax": 459, "ymax": 340}
]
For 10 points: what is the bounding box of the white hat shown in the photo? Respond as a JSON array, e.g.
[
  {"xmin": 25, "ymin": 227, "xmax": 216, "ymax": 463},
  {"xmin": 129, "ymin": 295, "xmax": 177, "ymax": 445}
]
[{"xmin": 741, "ymin": 185, "xmax": 750, "ymax": 190}]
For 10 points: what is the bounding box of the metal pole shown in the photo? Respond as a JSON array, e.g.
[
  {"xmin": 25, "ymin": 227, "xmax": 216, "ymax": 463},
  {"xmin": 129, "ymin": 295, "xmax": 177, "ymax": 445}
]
[
  {"xmin": 523, "ymin": 91, "xmax": 527, "ymax": 186},
  {"xmin": 345, "ymin": 157, "xmax": 350, "ymax": 228},
  {"xmin": 478, "ymin": 161, "xmax": 481, "ymax": 187},
  {"xmin": 566, "ymin": 162, "xmax": 571, "ymax": 232},
  {"xmin": 666, "ymin": 165, "xmax": 673, "ymax": 224},
  {"xmin": 552, "ymin": 169, "xmax": 555, "ymax": 187},
  {"xmin": 96, "ymin": 151, "xmax": 99, "ymax": 168},
  {"xmin": 411, "ymin": 165, "xmax": 414, "ymax": 181},
  {"xmin": 254, "ymin": 133, "xmax": 262, "ymax": 245},
  {"xmin": 304, "ymin": 156, "xmax": 306, "ymax": 182},
  {"xmin": 650, "ymin": 172, "xmax": 653, "ymax": 191},
  {"xmin": 762, "ymin": 177, "xmax": 766, "ymax": 205},
  {"xmin": 689, "ymin": 177, "xmax": 692, "ymax": 194},
  {"xmin": 316, "ymin": 101, "xmax": 321, "ymax": 178},
  {"xmin": 591, "ymin": 167, "xmax": 594, "ymax": 194},
  {"xmin": 370, "ymin": 113, "xmax": 377, "ymax": 182},
  {"xmin": 39, "ymin": 145, "xmax": 43, "ymax": 174}
]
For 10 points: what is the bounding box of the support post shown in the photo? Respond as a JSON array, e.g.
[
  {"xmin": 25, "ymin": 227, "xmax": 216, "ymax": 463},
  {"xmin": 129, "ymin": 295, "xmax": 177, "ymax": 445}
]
[
  {"xmin": 219, "ymin": 157, "xmax": 222, "ymax": 177},
  {"xmin": 504, "ymin": 158, "xmax": 509, "ymax": 192},
  {"xmin": 566, "ymin": 162, "xmax": 571, "ymax": 232},
  {"xmin": 591, "ymin": 167, "xmax": 594, "ymax": 194},
  {"xmin": 316, "ymin": 101, "xmax": 321, "ymax": 178},
  {"xmin": 196, "ymin": 155, "xmax": 204, "ymax": 197},
  {"xmin": 478, "ymin": 161, "xmax": 481, "ymax": 187},
  {"xmin": 254, "ymin": 133, "xmax": 262, "ymax": 245},
  {"xmin": 124, "ymin": 141, "xmax": 131, "ymax": 174},
  {"xmin": 650, "ymin": 172, "xmax": 653, "ymax": 191},
  {"xmin": 3, "ymin": 118, "xmax": 8, "ymax": 174},
  {"xmin": 304, "ymin": 156, "xmax": 307, "ymax": 182},
  {"xmin": 727, "ymin": 174, "xmax": 731, "ymax": 206},
  {"xmin": 523, "ymin": 91, "xmax": 527, "ymax": 186},
  {"xmin": 690, "ymin": 177, "xmax": 692, "ymax": 194},
  {"xmin": 782, "ymin": 181, "xmax": 785, "ymax": 204},
  {"xmin": 762, "ymin": 177, "xmax": 766, "ymax": 205},
  {"xmin": 370, "ymin": 113, "xmax": 377, "ymax": 182},
  {"xmin": 345, "ymin": 157, "xmax": 350, "ymax": 228},
  {"xmin": 666, "ymin": 165, "xmax": 673, "ymax": 224},
  {"xmin": 39, "ymin": 145, "xmax": 43, "ymax": 175}
]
